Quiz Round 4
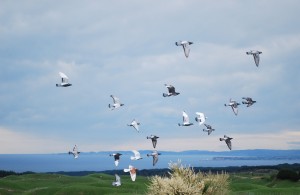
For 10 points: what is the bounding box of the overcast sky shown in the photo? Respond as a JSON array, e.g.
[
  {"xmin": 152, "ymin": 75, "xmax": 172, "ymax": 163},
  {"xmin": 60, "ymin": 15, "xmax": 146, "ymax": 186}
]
[{"xmin": 0, "ymin": 0, "xmax": 300, "ymax": 153}]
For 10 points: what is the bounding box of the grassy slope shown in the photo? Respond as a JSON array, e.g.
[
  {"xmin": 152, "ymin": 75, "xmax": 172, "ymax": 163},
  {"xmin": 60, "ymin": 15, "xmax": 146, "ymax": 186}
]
[
  {"xmin": 1, "ymin": 171, "xmax": 300, "ymax": 194},
  {"xmin": 0, "ymin": 173, "xmax": 149, "ymax": 195},
  {"xmin": 229, "ymin": 171, "xmax": 300, "ymax": 195}
]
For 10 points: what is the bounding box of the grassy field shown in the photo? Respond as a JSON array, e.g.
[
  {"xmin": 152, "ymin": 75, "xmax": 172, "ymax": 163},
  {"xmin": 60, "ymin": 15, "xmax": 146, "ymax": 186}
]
[{"xmin": 0, "ymin": 171, "xmax": 300, "ymax": 194}]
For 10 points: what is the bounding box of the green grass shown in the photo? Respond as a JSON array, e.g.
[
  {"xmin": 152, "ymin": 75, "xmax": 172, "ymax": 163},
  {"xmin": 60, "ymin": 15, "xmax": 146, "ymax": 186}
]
[
  {"xmin": 0, "ymin": 173, "xmax": 149, "ymax": 195},
  {"xmin": 0, "ymin": 171, "xmax": 300, "ymax": 194}
]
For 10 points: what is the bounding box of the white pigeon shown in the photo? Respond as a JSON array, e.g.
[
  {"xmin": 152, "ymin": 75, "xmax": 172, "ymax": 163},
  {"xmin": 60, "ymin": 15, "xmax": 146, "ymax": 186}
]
[
  {"xmin": 56, "ymin": 72, "xmax": 72, "ymax": 87},
  {"xmin": 108, "ymin": 95, "xmax": 124, "ymax": 110},
  {"xmin": 178, "ymin": 111, "xmax": 194, "ymax": 126},
  {"xmin": 127, "ymin": 119, "xmax": 140, "ymax": 132},
  {"xmin": 124, "ymin": 165, "xmax": 137, "ymax": 181},
  {"xmin": 109, "ymin": 153, "xmax": 122, "ymax": 166},
  {"xmin": 220, "ymin": 135, "xmax": 233, "ymax": 150},
  {"xmin": 130, "ymin": 150, "xmax": 143, "ymax": 160},
  {"xmin": 195, "ymin": 112, "xmax": 207, "ymax": 126},
  {"xmin": 246, "ymin": 50, "xmax": 262, "ymax": 67},
  {"xmin": 203, "ymin": 124, "xmax": 215, "ymax": 135},
  {"xmin": 68, "ymin": 145, "xmax": 80, "ymax": 159},
  {"xmin": 112, "ymin": 174, "xmax": 121, "ymax": 186},
  {"xmin": 163, "ymin": 84, "xmax": 180, "ymax": 97},
  {"xmin": 147, "ymin": 150, "xmax": 161, "ymax": 166},
  {"xmin": 175, "ymin": 40, "xmax": 193, "ymax": 58},
  {"xmin": 224, "ymin": 99, "xmax": 240, "ymax": 116}
]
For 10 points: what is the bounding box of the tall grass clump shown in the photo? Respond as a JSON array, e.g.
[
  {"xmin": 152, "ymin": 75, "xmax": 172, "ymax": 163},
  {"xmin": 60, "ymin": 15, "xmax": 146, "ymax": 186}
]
[{"xmin": 147, "ymin": 161, "xmax": 229, "ymax": 195}]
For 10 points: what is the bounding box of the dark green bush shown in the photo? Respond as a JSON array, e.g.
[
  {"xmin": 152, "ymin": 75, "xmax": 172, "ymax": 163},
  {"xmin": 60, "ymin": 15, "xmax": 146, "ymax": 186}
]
[{"xmin": 276, "ymin": 169, "xmax": 299, "ymax": 182}]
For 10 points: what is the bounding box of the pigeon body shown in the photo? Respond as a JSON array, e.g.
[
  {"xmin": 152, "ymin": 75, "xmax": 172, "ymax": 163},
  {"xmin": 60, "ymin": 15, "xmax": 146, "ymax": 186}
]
[
  {"xmin": 163, "ymin": 84, "xmax": 180, "ymax": 97},
  {"xmin": 220, "ymin": 135, "xmax": 233, "ymax": 150},
  {"xmin": 124, "ymin": 165, "xmax": 137, "ymax": 181},
  {"xmin": 130, "ymin": 150, "xmax": 143, "ymax": 160},
  {"xmin": 178, "ymin": 111, "xmax": 193, "ymax": 126},
  {"xmin": 56, "ymin": 72, "xmax": 72, "ymax": 87},
  {"xmin": 147, "ymin": 135, "xmax": 159, "ymax": 148},
  {"xmin": 224, "ymin": 99, "xmax": 240, "ymax": 116},
  {"xmin": 112, "ymin": 174, "xmax": 121, "ymax": 186},
  {"xmin": 175, "ymin": 40, "xmax": 193, "ymax": 58},
  {"xmin": 195, "ymin": 112, "xmax": 207, "ymax": 125},
  {"xmin": 109, "ymin": 153, "xmax": 122, "ymax": 166},
  {"xmin": 147, "ymin": 150, "xmax": 161, "ymax": 166},
  {"xmin": 108, "ymin": 95, "xmax": 124, "ymax": 110},
  {"xmin": 246, "ymin": 50, "xmax": 262, "ymax": 67},
  {"xmin": 127, "ymin": 119, "xmax": 140, "ymax": 132},
  {"xmin": 242, "ymin": 97, "xmax": 256, "ymax": 107},
  {"xmin": 68, "ymin": 145, "xmax": 80, "ymax": 159},
  {"xmin": 203, "ymin": 124, "xmax": 215, "ymax": 135}
]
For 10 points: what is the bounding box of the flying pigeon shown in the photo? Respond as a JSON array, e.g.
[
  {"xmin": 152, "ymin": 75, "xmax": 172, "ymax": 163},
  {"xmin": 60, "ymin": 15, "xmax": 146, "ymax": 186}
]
[
  {"xmin": 203, "ymin": 124, "xmax": 215, "ymax": 135},
  {"xmin": 175, "ymin": 40, "xmax": 193, "ymax": 58},
  {"xmin": 224, "ymin": 99, "xmax": 240, "ymax": 116},
  {"xmin": 130, "ymin": 150, "xmax": 143, "ymax": 160},
  {"xmin": 112, "ymin": 174, "xmax": 121, "ymax": 186},
  {"xmin": 147, "ymin": 150, "xmax": 161, "ymax": 166},
  {"xmin": 195, "ymin": 112, "xmax": 207, "ymax": 126},
  {"xmin": 56, "ymin": 72, "xmax": 72, "ymax": 87},
  {"xmin": 124, "ymin": 165, "xmax": 137, "ymax": 181},
  {"xmin": 68, "ymin": 145, "xmax": 80, "ymax": 159},
  {"xmin": 246, "ymin": 50, "xmax": 262, "ymax": 67},
  {"xmin": 109, "ymin": 153, "xmax": 122, "ymax": 166},
  {"xmin": 220, "ymin": 135, "xmax": 233, "ymax": 150},
  {"xmin": 178, "ymin": 111, "xmax": 194, "ymax": 126},
  {"xmin": 163, "ymin": 84, "xmax": 180, "ymax": 97},
  {"xmin": 147, "ymin": 135, "xmax": 159, "ymax": 148},
  {"xmin": 127, "ymin": 119, "xmax": 140, "ymax": 132},
  {"xmin": 242, "ymin": 97, "xmax": 256, "ymax": 107},
  {"xmin": 108, "ymin": 95, "xmax": 124, "ymax": 110}
]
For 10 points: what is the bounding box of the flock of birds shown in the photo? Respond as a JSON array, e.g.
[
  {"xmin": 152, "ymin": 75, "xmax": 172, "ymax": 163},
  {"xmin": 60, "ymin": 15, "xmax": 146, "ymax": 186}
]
[{"xmin": 61, "ymin": 40, "xmax": 262, "ymax": 186}]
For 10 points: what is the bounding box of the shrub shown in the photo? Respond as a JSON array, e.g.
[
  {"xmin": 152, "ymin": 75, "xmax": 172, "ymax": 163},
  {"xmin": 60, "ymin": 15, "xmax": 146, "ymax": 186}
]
[
  {"xmin": 276, "ymin": 169, "xmax": 299, "ymax": 182},
  {"xmin": 147, "ymin": 161, "xmax": 229, "ymax": 195}
]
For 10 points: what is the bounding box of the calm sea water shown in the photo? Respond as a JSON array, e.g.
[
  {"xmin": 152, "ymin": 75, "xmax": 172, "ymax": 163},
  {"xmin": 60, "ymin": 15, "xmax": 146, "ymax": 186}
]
[{"xmin": 1, "ymin": 153, "xmax": 299, "ymax": 173}]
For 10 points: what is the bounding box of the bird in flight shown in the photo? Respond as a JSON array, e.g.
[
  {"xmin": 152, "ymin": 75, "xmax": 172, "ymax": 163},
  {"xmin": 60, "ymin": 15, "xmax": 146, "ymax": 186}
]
[
  {"xmin": 56, "ymin": 72, "xmax": 72, "ymax": 87},
  {"xmin": 175, "ymin": 40, "xmax": 193, "ymax": 58},
  {"xmin": 246, "ymin": 50, "xmax": 262, "ymax": 67}
]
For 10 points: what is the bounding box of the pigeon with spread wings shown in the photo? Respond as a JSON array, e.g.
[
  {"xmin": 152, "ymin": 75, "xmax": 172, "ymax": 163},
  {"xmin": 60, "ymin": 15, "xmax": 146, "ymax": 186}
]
[
  {"xmin": 147, "ymin": 150, "xmax": 161, "ymax": 166},
  {"xmin": 127, "ymin": 119, "xmax": 140, "ymax": 132},
  {"xmin": 203, "ymin": 124, "xmax": 215, "ymax": 135},
  {"xmin": 56, "ymin": 72, "xmax": 72, "ymax": 87},
  {"xmin": 68, "ymin": 145, "xmax": 80, "ymax": 159},
  {"xmin": 195, "ymin": 112, "xmax": 207, "ymax": 126},
  {"xmin": 175, "ymin": 40, "xmax": 193, "ymax": 58},
  {"xmin": 220, "ymin": 135, "xmax": 233, "ymax": 150},
  {"xmin": 178, "ymin": 111, "xmax": 193, "ymax": 126},
  {"xmin": 242, "ymin": 97, "xmax": 256, "ymax": 107},
  {"xmin": 124, "ymin": 165, "xmax": 138, "ymax": 181},
  {"xmin": 112, "ymin": 174, "xmax": 121, "ymax": 186},
  {"xmin": 163, "ymin": 84, "xmax": 180, "ymax": 97},
  {"xmin": 109, "ymin": 153, "xmax": 122, "ymax": 166},
  {"xmin": 147, "ymin": 135, "xmax": 159, "ymax": 148},
  {"xmin": 246, "ymin": 50, "xmax": 262, "ymax": 67},
  {"xmin": 108, "ymin": 95, "xmax": 124, "ymax": 110},
  {"xmin": 130, "ymin": 150, "xmax": 143, "ymax": 160},
  {"xmin": 224, "ymin": 99, "xmax": 240, "ymax": 116}
]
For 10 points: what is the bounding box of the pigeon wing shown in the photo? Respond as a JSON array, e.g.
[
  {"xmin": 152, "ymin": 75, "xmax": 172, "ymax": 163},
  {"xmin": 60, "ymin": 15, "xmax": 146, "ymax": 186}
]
[
  {"xmin": 182, "ymin": 43, "xmax": 190, "ymax": 58},
  {"xmin": 168, "ymin": 85, "xmax": 176, "ymax": 94},
  {"xmin": 153, "ymin": 154, "xmax": 158, "ymax": 166},
  {"xmin": 182, "ymin": 111, "xmax": 190, "ymax": 124},
  {"xmin": 253, "ymin": 53, "xmax": 260, "ymax": 67},
  {"xmin": 226, "ymin": 139, "xmax": 232, "ymax": 150},
  {"xmin": 152, "ymin": 139, "xmax": 157, "ymax": 148}
]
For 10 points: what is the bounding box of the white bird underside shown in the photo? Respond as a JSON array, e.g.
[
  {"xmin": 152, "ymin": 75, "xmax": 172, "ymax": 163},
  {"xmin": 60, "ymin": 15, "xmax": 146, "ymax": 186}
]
[
  {"xmin": 246, "ymin": 50, "xmax": 262, "ymax": 67},
  {"xmin": 195, "ymin": 112, "xmax": 206, "ymax": 125},
  {"xmin": 178, "ymin": 111, "xmax": 193, "ymax": 126},
  {"xmin": 128, "ymin": 119, "xmax": 140, "ymax": 132},
  {"xmin": 131, "ymin": 150, "xmax": 142, "ymax": 160},
  {"xmin": 109, "ymin": 95, "xmax": 124, "ymax": 110},
  {"xmin": 176, "ymin": 40, "xmax": 193, "ymax": 58},
  {"xmin": 56, "ymin": 72, "xmax": 72, "ymax": 87},
  {"xmin": 112, "ymin": 174, "xmax": 121, "ymax": 186}
]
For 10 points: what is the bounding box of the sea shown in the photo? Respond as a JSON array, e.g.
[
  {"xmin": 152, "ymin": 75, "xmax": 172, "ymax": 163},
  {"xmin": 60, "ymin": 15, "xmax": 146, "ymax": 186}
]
[{"xmin": 1, "ymin": 152, "xmax": 300, "ymax": 173}]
